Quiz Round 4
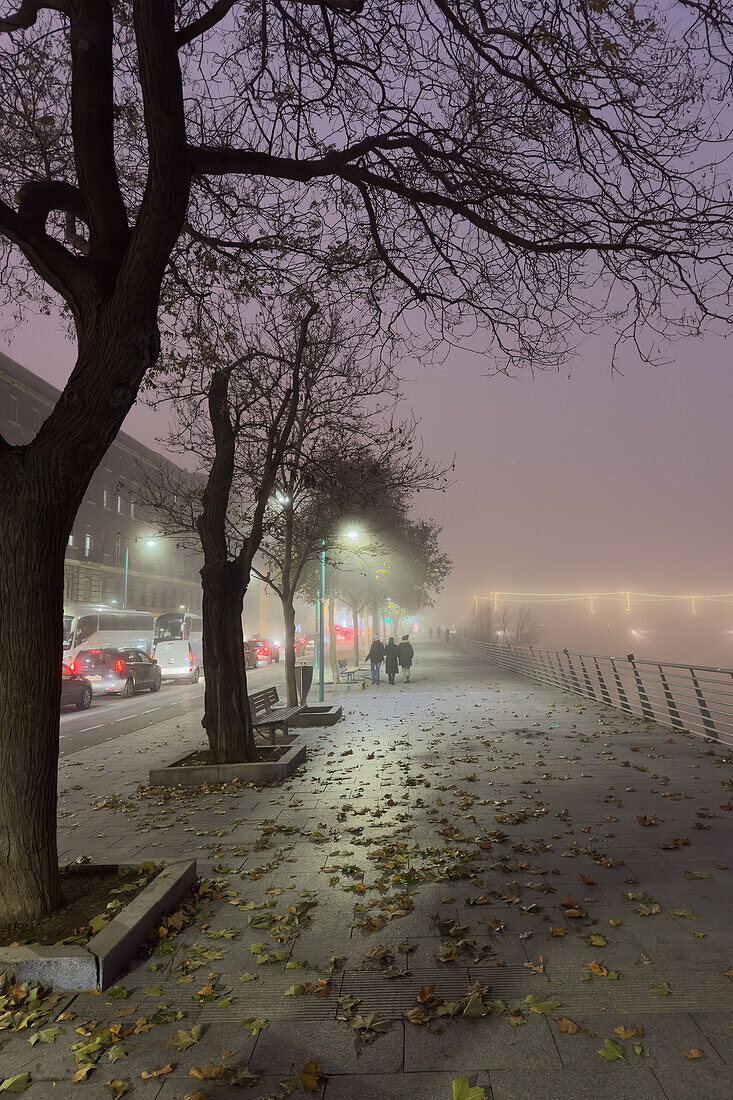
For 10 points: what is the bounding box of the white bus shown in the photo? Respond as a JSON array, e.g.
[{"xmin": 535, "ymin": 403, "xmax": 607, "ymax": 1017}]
[{"xmin": 63, "ymin": 604, "xmax": 155, "ymax": 660}]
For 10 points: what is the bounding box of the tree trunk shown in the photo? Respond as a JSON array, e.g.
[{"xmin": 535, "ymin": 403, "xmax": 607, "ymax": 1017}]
[
  {"xmin": 282, "ymin": 595, "xmax": 298, "ymax": 706},
  {"xmin": 352, "ymin": 606, "xmax": 360, "ymax": 664},
  {"xmin": 0, "ymin": 492, "xmax": 68, "ymax": 925},
  {"xmin": 201, "ymin": 560, "xmax": 255, "ymax": 764},
  {"xmin": 328, "ymin": 595, "xmax": 340, "ymax": 684}
]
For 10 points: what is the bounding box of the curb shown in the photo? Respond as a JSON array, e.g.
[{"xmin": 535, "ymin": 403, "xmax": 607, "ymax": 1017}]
[
  {"xmin": 148, "ymin": 740, "xmax": 307, "ymax": 787},
  {"xmin": 0, "ymin": 860, "xmax": 197, "ymax": 991}
]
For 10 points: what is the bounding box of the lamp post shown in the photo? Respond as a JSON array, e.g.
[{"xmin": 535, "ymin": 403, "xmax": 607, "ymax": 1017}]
[{"xmin": 318, "ymin": 539, "xmax": 326, "ymax": 702}]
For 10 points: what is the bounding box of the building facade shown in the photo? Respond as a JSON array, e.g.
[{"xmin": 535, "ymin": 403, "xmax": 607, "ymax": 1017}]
[{"xmin": 0, "ymin": 351, "xmax": 203, "ymax": 615}]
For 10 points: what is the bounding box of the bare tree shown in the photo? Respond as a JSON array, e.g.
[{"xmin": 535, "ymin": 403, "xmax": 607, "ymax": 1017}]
[
  {"xmin": 139, "ymin": 301, "xmax": 319, "ymax": 763},
  {"xmin": 0, "ymin": 0, "xmax": 731, "ymax": 923}
]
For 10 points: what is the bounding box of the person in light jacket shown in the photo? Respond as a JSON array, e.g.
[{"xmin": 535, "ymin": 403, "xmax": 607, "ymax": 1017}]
[
  {"xmin": 367, "ymin": 638, "xmax": 385, "ymax": 684},
  {"xmin": 384, "ymin": 637, "xmax": 400, "ymax": 685},
  {"xmin": 398, "ymin": 634, "xmax": 414, "ymax": 682}
]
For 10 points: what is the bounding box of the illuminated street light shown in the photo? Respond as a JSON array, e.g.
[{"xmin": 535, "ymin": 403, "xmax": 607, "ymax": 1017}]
[{"xmin": 345, "ymin": 529, "xmax": 359, "ymax": 540}]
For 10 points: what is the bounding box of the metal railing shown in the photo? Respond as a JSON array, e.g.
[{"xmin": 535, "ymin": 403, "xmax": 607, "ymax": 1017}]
[{"xmin": 458, "ymin": 636, "xmax": 733, "ymax": 746}]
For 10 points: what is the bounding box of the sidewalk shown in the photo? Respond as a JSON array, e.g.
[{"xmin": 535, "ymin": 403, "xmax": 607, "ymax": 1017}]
[{"xmin": 4, "ymin": 641, "xmax": 733, "ymax": 1098}]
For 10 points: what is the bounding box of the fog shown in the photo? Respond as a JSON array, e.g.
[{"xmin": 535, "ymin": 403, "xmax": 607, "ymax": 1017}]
[{"xmin": 4, "ymin": 311, "xmax": 733, "ymax": 666}]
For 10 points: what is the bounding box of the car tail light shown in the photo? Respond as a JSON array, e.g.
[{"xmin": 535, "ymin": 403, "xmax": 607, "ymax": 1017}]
[
  {"xmin": 189, "ymin": 645, "xmax": 193, "ymax": 666},
  {"xmin": 68, "ymin": 660, "xmax": 76, "ymax": 673},
  {"xmin": 114, "ymin": 659, "xmax": 124, "ymax": 672}
]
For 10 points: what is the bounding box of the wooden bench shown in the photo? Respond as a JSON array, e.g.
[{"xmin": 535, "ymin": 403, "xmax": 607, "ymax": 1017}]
[
  {"xmin": 250, "ymin": 686, "xmax": 305, "ymax": 744},
  {"xmin": 337, "ymin": 657, "xmax": 367, "ymax": 685}
]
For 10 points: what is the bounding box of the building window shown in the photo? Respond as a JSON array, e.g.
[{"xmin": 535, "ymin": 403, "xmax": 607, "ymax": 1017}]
[
  {"xmin": 116, "ymin": 494, "xmax": 124, "ymax": 515},
  {"xmin": 84, "ymin": 532, "xmax": 92, "ymax": 558},
  {"xmin": 8, "ymin": 395, "xmax": 19, "ymax": 425},
  {"xmin": 103, "ymin": 488, "xmax": 110, "ymax": 509},
  {"xmin": 68, "ymin": 529, "xmax": 76, "ymax": 548},
  {"xmin": 115, "ymin": 536, "xmax": 121, "ymax": 566},
  {"xmin": 130, "ymin": 501, "xmax": 135, "ymax": 518}
]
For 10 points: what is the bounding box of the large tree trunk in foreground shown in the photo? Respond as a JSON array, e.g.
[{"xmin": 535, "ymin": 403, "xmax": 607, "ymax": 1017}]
[
  {"xmin": 201, "ymin": 561, "xmax": 255, "ymax": 763},
  {"xmin": 0, "ymin": 493, "xmax": 67, "ymax": 924},
  {"xmin": 282, "ymin": 596, "xmax": 298, "ymax": 707}
]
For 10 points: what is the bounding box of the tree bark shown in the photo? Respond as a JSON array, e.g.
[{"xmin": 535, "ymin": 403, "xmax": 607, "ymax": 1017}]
[
  {"xmin": 0, "ymin": 485, "xmax": 67, "ymax": 925},
  {"xmin": 282, "ymin": 595, "xmax": 298, "ymax": 706},
  {"xmin": 201, "ymin": 560, "xmax": 255, "ymax": 764},
  {"xmin": 352, "ymin": 605, "xmax": 360, "ymax": 664}
]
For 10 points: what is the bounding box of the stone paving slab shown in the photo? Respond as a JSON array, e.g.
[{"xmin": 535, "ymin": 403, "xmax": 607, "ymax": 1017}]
[{"xmin": 4, "ymin": 642, "xmax": 733, "ymax": 1098}]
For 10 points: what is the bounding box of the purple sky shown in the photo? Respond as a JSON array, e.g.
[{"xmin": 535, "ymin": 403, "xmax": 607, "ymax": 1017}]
[{"xmin": 3, "ymin": 307, "xmax": 733, "ymax": 650}]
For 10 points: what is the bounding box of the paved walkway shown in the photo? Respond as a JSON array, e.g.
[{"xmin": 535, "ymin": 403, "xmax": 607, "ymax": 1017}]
[{"xmin": 3, "ymin": 642, "xmax": 733, "ymax": 1099}]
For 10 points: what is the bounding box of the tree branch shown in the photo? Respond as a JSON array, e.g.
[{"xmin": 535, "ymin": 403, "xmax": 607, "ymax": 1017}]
[
  {"xmin": 0, "ymin": 0, "xmax": 68, "ymax": 33},
  {"xmin": 69, "ymin": 0, "xmax": 129, "ymax": 287}
]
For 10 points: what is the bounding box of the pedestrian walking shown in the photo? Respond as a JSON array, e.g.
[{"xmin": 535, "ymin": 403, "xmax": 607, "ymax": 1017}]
[
  {"xmin": 366, "ymin": 638, "xmax": 385, "ymax": 684},
  {"xmin": 436, "ymin": 626, "xmax": 442, "ymax": 640},
  {"xmin": 384, "ymin": 637, "xmax": 400, "ymax": 685},
  {"xmin": 445, "ymin": 628, "xmax": 450, "ymax": 645},
  {"xmin": 428, "ymin": 627, "xmax": 433, "ymax": 641},
  {"xmin": 399, "ymin": 634, "xmax": 414, "ymax": 682}
]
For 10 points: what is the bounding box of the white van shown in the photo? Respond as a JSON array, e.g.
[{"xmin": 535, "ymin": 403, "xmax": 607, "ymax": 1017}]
[{"xmin": 152, "ymin": 640, "xmax": 201, "ymax": 684}]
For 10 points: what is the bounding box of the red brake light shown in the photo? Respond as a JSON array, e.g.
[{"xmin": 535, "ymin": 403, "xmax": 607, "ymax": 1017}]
[
  {"xmin": 114, "ymin": 659, "xmax": 124, "ymax": 672},
  {"xmin": 68, "ymin": 661, "xmax": 76, "ymax": 674}
]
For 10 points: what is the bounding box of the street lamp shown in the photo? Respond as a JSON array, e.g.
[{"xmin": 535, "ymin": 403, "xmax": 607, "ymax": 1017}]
[{"xmin": 317, "ymin": 540, "xmax": 326, "ymax": 702}]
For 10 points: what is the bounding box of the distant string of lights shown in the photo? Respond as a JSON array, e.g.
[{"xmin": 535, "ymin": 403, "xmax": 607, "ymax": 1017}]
[{"xmin": 474, "ymin": 591, "xmax": 733, "ymax": 616}]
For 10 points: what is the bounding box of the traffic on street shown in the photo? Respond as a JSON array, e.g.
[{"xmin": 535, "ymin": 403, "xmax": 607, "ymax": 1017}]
[{"xmin": 59, "ymin": 662, "xmax": 283, "ymax": 756}]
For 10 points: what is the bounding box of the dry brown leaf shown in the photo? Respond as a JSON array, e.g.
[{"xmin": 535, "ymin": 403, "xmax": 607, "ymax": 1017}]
[
  {"xmin": 587, "ymin": 961, "xmax": 608, "ymax": 977},
  {"xmin": 555, "ymin": 1017, "xmax": 580, "ymax": 1034},
  {"xmin": 614, "ymin": 1025, "xmax": 644, "ymax": 1040},
  {"xmin": 140, "ymin": 1065, "xmax": 173, "ymax": 1079},
  {"xmin": 685, "ymin": 1049, "xmax": 706, "ymax": 1059}
]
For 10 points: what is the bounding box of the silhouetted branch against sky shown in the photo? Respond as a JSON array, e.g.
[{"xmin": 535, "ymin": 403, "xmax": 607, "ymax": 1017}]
[{"xmin": 0, "ymin": 0, "xmax": 732, "ymax": 379}]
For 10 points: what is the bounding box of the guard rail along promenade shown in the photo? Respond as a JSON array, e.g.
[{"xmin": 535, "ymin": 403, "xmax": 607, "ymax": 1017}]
[{"xmin": 459, "ymin": 636, "xmax": 733, "ymax": 747}]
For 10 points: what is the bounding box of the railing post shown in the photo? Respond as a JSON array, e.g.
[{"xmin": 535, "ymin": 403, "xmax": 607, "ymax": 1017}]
[
  {"xmin": 610, "ymin": 658, "xmax": 632, "ymax": 713},
  {"xmin": 593, "ymin": 657, "xmax": 613, "ymax": 705},
  {"xmin": 578, "ymin": 655, "xmax": 596, "ymax": 699},
  {"xmin": 563, "ymin": 648, "xmax": 582, "ymax": 696},
  {"xmin": 658, "ymin": 665, "xmax": 683, "ymax": 728},
  {"xmin": 627, "ymin": 653, "xmax": 654, "ymax": 719},
  {"xmin": 691, "ymin": 667, "xmax": 718, "ymax": 739},
  {"xmin": 550, "ymin": 650, "xmax": 570, "ymax": 691}
]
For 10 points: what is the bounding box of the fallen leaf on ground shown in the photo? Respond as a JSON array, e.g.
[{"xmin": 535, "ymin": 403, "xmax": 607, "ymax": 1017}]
[
  {"xmin": 281, "ymin": 1058, "xmax": 326, "ymax": 1093},
  {"xmin": 598, "ymin": 1039, "xmax": 625, "ymax": 1062},
  {"xmin": 140, "ymin": 1064, "xmax": 173, "ymax": 1079},
  {"xmin": 685, "ymin": 1049, "xmax": 706, "ymax": 1059},
  {"xmin": 452, "ymin": 1078, "xmax": 487, "ymax": 1100},
  {"xmin": 555, "ymin": 1017, "xmax": 580, "ymax": 1035}
]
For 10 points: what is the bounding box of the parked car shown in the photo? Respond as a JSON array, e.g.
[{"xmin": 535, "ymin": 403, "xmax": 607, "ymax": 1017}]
[
  {"xmin": 61, "ymin": 663, "xmax": 93, "ymax": 711},
  {"xmin": 250, "ymin": 637, "xmax": 280, "ymax": 664},
  {"xmin": 70, "ymin": 648, "xmax": 162, "ymax": 696},
  {"xmin": 152, "ymin": 640, "xmax": 201, "ymax": 684},
  {"xmin": 244, "ymin": 640, "xmax": 259, "ymax": 670}
]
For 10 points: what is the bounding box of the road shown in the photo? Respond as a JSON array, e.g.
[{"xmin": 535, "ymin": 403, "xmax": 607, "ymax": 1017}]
[{"xmin": 59, "ymin": 660, "xmax": 284, "ymax": 755}]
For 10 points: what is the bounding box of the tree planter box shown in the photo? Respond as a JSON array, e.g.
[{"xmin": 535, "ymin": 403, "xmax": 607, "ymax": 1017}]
[
  {"xmin": 148, "ymin": 740, "xmax": 307, "ymax": 787},
  {"xmin": 0, "ymin": 860, "xmax": 196, "ymax": 991},
  {"xmin": 289, "ymin": 704, "xmax": 343, "ymax": 727}
]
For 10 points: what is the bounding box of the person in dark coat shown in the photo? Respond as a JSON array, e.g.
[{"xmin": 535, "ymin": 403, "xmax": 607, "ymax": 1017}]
[
  {"xmin": 398, "ymin": 634, "xmax": 414, "ymax": 682},
  {"xmin": 367, "ymin": 638, "xmax": 385, "ymax": 684},
  {"xmin": 384, "ymin": 637, "xmax": 400, "ymax": 684}
]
